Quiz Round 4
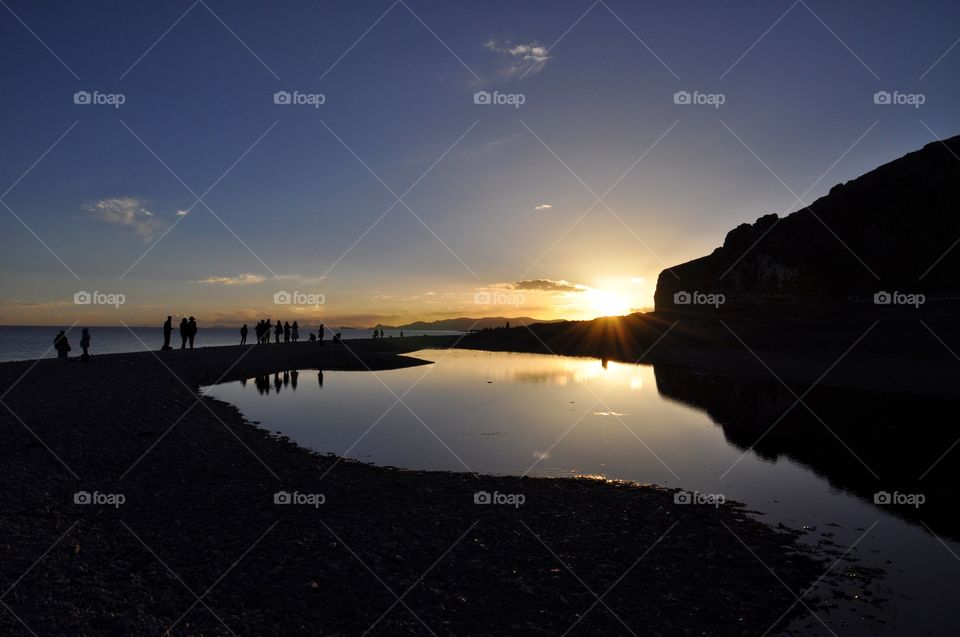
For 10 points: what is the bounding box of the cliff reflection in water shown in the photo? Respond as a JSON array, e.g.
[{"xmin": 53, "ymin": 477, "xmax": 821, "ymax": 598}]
[{"xmin": 652, "ymin": 364, "xmax": 959, "ymax": 539}]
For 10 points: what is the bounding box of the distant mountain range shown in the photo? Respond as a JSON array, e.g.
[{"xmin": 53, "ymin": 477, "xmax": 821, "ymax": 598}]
[
  {"xmin": 373, "ymin": 317, "xmax": 561, "ymax": 331},
  {"xmin": 654, "ymin": 133, "xmax": 960, "ymax": 313}
]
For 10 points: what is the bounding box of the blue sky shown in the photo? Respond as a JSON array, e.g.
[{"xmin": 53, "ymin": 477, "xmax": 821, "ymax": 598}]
[{"xmin": 1, "ymin": 0, "xmax": 958, "ymax": 325}]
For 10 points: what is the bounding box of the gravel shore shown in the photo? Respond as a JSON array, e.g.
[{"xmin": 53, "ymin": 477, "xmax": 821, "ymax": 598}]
[{"xmin": 0, "ymin": 338, "xmax": 863, "ymax": 635}]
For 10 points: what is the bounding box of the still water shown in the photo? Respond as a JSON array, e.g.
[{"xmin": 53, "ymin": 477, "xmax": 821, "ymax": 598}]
[{"xmin": 204, "ymin": 349, "xmax": 960, "ymax": 636}]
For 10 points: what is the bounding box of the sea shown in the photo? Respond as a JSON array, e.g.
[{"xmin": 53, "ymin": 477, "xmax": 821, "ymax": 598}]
[{"xmin": 0, "ymin": 325, "xmax": 462, "ymax": 363}]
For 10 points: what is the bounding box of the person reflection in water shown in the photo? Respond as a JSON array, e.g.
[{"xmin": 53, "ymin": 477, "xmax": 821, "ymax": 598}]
[
  {"xmin": 317, "ymin": 371, "xmax": 324, "ymax": 389},
  {"xmin": 291, "ymin": 370, "xmax": 298, "ymax": 390}
]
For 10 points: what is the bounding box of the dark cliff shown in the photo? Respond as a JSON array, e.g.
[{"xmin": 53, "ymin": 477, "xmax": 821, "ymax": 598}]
[{"xmin": 654, "ymin": 134, "xmax": 960, "ymax": 313}]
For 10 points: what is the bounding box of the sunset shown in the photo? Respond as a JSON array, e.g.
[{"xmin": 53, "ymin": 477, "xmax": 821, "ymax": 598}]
[{"xmin": 2, "ymin": 1, "xmax": 960, "ymax": 635}]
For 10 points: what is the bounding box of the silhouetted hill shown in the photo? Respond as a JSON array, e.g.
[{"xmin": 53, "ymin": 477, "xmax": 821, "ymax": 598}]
[
  {"xmin": 375, "ymin": 317, "xmax": 561, "ymax": 331},
  {"xmin": 655, "ymin": 134, "xmax": 960, "ymax": 313}
]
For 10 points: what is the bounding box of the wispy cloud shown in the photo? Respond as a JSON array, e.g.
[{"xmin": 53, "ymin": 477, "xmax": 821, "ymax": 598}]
[
  {"xmin": 456, "ymin": 134, "xmax": 519, "ymax": 159},
  {"xmin": 84, "ymin": 197, "xmax": 165, "ymax": 242},
  {"xmin": 499, "ymin": 279, "xmax": 588, "ymax": 293},
  {"xmin": 533, "ymin": 203, "xmax": 553, "ymax": 211},
  {"xmin": 484, "ymin": 39, "xmax": 551, "ymax": 78},
  {"xmin": 197, "ymin": 273, "xmax": 266, "ymax": 285},
  {"xmin": 176, "ymin": 209, "xmax": 189, "ymax": 216}
]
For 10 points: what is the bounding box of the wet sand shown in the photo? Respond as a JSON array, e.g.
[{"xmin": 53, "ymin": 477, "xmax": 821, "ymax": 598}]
[{"xmin": 0, "ymin": 339, "xmax": 867, "ymax": 635}]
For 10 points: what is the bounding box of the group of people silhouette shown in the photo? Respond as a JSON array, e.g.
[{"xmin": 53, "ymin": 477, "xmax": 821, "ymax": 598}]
[
  {"xmin": 161, "ymin": 316, "xmax": 198, "ymax": 350},
  {"xmin": 243, "ymin": 320, "xmax": 306, "ymax": 345},
  {"xmin": 51, "ymin": 316, "xmax": 392, "ymax": 361},
  {"xmin": 53, "ymin": 328, "xmax": 91, "ymax": 361}
]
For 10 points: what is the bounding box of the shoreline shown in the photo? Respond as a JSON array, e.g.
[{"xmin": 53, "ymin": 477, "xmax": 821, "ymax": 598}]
[{"xmin": 0, "ymin": 339, "xmax": 874, "ymax": 635}]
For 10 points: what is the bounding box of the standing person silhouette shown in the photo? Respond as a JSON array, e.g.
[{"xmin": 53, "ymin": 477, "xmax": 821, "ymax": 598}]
[
  {"xmin": 292, "ymin": 321, "xmax": 299, "ymax": 342},
  {"xmin": 283, "ymin": 321, "xmax": 291, "ymax": 343},
  {"xmin": 187, "ymin": 317, "xmax": 198, "ymax": 349},
  {"xmin": 162, "ymin": 316, "xmax": 173, "ymax": 350},
  {"xmin": 80, "ymin": 328, "xmax": 91, "ymax": 361},
  {"xmin": 54, "ymin": 330, "xmax": 70, "ymax": 359},
  {"xmin": 318, "ymin": 324, "xmax": 325, "ymax": 347},
  {"xmin": 179, "ymin": 318, "xmax": 189, "ymax": 349},
  {"xmin": 274, "ymin": 321, "xmax": 282, "ymax": 344},
  {"xmin": 240, "ymin": 324, "xmax": 248, "ymax": 346}
]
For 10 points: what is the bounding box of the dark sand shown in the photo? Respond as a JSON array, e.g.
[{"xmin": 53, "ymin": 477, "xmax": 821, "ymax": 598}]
[{"xmin": 0, "ymin": 338, "xmax": 873, "ymax": 635}]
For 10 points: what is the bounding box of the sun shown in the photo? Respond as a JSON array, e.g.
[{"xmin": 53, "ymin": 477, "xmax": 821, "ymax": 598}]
[{"xmin": 585, "ymin": 288, "xmax": 632, "ymax": 317}]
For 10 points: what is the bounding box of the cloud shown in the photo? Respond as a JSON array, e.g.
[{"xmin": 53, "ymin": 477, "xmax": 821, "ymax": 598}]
[
  {"xmin": 501, "ymin": 279, "xmax": 588, "ymax": 293},
  {"xmin": 456, "ymin": 134, "xmax": 519, "ymax": 159},
  {"xmin": 176, "ymin": 209, "xmax": 189, "ymax": 216},
  {"xmin": 197, "ymin": 273, "xmax": 266, "ymax": 285},
  {"xmin": 484, "ymin": 39, "xmax": 551, "ymax": 78},
  {"xmin": 84, "ymin": 197, "xmax": 165, "ymax": 242},
  {"xmin": 533, "ymin": 203, "xmax": 553, "ymax": 211}
]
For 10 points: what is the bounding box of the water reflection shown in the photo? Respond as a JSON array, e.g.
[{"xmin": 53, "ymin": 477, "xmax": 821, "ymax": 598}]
[
  {"xmin": 653, "ymin": 365, "xmax": 960, "ymax": 539},
  {"xmin": 206, "ymin": 351, "xmax": 959, "ymax": 538},
  {"xmin": 247, "ymin": 370, "xmax": 304, "ymax": 395},
  {"xmin": 202, "ymin": 349, "xmax": 960, "ymax": 636}
]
